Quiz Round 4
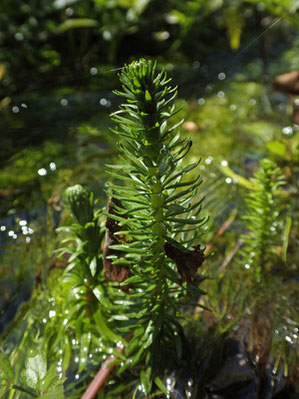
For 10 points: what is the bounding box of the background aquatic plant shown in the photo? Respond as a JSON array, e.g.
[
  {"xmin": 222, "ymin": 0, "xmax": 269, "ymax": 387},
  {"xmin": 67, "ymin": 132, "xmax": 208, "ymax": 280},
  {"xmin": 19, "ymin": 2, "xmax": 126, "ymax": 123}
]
[{"xmin": 240, "ymin": 158, "xmax": 285, "ymax": 282}]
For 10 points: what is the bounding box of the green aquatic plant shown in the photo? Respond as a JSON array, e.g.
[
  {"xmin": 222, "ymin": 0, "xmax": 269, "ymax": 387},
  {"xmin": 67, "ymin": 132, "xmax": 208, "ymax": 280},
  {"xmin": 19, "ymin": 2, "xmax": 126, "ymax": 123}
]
[
  {"xmin": 100, "ymin": 58, "xmax": 207, "ymax": 394},
  {"xmin": 46, "ymin": 59, "xmax": 208, "ymax": 397},
  {"xmin": 240, "ymin": 158, "xmax": 285, "ymax": 282}
]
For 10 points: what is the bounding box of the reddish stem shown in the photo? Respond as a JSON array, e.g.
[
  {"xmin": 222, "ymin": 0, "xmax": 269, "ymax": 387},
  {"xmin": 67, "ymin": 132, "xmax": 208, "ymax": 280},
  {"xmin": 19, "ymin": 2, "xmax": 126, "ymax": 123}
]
[
  {"xmin": 204, "ymin": 209, "xmax": 238, "ymax": 255},
  {"xmin": 81, "ymin": 346, "xmax": 124, "ymax": 399}
]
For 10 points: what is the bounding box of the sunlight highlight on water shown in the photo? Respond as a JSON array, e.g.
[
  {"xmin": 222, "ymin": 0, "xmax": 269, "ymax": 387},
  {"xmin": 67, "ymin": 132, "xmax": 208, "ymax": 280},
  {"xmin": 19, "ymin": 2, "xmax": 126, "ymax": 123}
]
[
  {"xmin": 282, "ymin": 126, "xmax": 293, "ymax": 135},
  {"xmin": 49, "ymin": 162, "xmax": 56, "ymax": 171},
  {"xmin": 90, "ymin": 67, "xmax": 97, "ymax": 75},
  {"xmin": 205, "ymin": 156, "xmax": 213, "ymax": 165},
  {"xmin": 38, "ymin": 168, "xmax": 47, "ymax": 176}
]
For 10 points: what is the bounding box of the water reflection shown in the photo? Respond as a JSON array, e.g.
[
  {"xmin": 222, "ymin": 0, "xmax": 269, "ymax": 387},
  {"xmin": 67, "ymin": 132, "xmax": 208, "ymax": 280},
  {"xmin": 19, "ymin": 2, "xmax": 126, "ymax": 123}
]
[
  {"xmin": 282, "ymin": 126, "xmax": 293, "ymax": 135},
  {"xmin": 38, "ymin": 168, "xmax": 47, "ymax": 176}
]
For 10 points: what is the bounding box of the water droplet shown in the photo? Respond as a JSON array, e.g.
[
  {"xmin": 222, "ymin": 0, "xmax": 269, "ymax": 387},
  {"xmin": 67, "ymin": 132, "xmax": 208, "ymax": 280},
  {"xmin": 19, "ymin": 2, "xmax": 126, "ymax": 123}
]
[
  {"xmin": 205, "ymin": 84, "xmax": 214, "ymax": 92},
  {"xmin": 229, "ymin": 104, "xmax": 237, "ymax": 111},
  {"xmin": 15, "ymin": 32, "xmax": 24, "ymax": 41},
  {"xmin": 12, "ymin": 106, "xmax": 20, "ymax": 113},
  {"xmin": 38, "ymin": 168, "xmax": 47, "ymax": 176},
  {"xmin": 61, "ymin": 98, "xmax": 68, "ymax": 106},
  {"xmin": 100, "ymin": 98, "xmax": 108, "ymax": 106},
  {"xmin": 218, "ymin": 72, "xmax": 226, "ymax": 80},
  {"xmin": 49, "ymin": 162, "xmax": 56, "ymax": 171},
  {"xmin": 205, "ymin": 156, "xmax": 213, "ymax": 165},
  {"xmin": 90, "ymin": 67, "xmax": 98, "ymax": 75},
  {"xmin": 103, "ymin": 30, "xmax": 112, "ymax": 41},
  {"xmin": 217, "ymin": 91, "xmax": 225, "ymax": 98},
  {"xmin": 257, "ymin": 2, "xmax": 265, "ymax": 12},
  {"xmin": 225, "ymin": 177, "xmax": 232, "ymax": 184},
  {"xmin": 221, "ymin": 160, "xmax": 228, "ymax": 167},
  {"xmin": 66, "ymin": 7, "xmax": 73, "ymax": 16},
  {"xmin": 282, "ymin": 126, "xmax": 293, "ymax": 135},
  {"xmin": 197, "ymin": 98, "xmax": 205, "ymax": 105},
  {"xmin": 49, "ymin": 310, "xmax": 56, "ymax": 319},
  {"xmin": 158, "ymin": 31, "xmax": 170, "ymax": 40}
]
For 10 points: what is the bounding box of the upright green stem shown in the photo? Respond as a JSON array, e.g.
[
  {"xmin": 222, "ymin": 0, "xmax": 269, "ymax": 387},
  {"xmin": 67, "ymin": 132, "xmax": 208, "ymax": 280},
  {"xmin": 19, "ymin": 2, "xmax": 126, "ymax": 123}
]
[{"xmin": 148, "ymin": 164, "xmax": 167, "ymax": 300}]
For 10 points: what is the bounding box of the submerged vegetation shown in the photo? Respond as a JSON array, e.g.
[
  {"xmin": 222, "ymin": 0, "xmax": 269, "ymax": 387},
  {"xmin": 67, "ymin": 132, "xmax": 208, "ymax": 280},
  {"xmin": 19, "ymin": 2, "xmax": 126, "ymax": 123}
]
[{"xmin": 0, "ymin": 1, "xmax": 299, "ymax": 398}]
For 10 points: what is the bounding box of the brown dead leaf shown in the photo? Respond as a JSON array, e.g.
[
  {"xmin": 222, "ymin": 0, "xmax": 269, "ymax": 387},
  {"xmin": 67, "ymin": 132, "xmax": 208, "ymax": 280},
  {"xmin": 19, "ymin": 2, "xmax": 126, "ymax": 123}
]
[
  {"xmin": 164, "ymin": 242, "xmax": 204, "ymax": 284},
  {"xmin": 103, "ymin": 198, "xmax": 131, "ymax": 291}
]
